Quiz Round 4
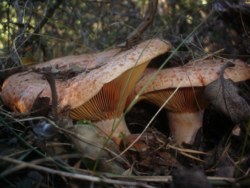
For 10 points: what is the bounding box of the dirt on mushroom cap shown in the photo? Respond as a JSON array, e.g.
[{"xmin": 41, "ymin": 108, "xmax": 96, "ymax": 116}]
[{"xmin": 1, "ymin": 48, "xmax": 122, "ymax": 113}]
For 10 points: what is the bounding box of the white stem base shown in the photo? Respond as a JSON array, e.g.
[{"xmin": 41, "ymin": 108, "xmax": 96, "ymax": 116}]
[
  {"xmin": 95, "ymin": 116, "xmax": 130, "ymax": 144},
  {"xmin": 167, "ymin": 111, "xmax": 204, "ymax": 145}
]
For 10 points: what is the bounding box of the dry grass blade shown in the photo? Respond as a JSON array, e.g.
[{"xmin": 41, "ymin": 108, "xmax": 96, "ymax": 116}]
[
  {"xmin": 191, "ymin": 48, "xmax": 225, "ymax": 64},
  {"xmin": 177, "ymin": 151, "xmax": 206, "ymax": 163},
  {"xmin": 166, "ymin": 144, "xmax": 209, "ymax": 155},
  {"xmin": 166, "ymin": 144, "xmax": 208, "ymax": 162}
]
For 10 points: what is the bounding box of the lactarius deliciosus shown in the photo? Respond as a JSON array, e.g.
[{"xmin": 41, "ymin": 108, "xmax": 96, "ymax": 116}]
[
  {"xmin": 1, "ymin": 38, "xmax": 171, "ymax": 143},
  {"xmin": 133, "ymin": 58, "xmax": 250, "ymax": 145}
]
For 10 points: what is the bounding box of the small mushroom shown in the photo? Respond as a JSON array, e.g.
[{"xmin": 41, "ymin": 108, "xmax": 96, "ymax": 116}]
[
  {"xmin": 133, "ymin": 58, "xmax": 250, "ymax": 144},
  {"xmin": 1, "ymin": 39, "xmax": 171, "ymax": 143}
]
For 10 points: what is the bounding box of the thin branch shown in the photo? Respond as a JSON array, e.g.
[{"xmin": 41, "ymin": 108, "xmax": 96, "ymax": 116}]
[
  {"xmin": 0, "ymin": 156, "xmax": 155, "ymax": 188},
  {"xmin": 126, "ymin": 0, "xmax": 158, "ymax": 47},
  {"xmin": 10, "ymin": 0, "xmax": 62, "ymax": 65},
  {"xmin": 43, "ymin": 72, "xmax": 58, "ymax": 121}
]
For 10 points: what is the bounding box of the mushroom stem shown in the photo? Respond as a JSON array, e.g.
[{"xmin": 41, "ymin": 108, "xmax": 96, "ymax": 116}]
[
  {"xmin": 95, "ymin": 116, "xmax": 130, "ymax": 144},
  {"xmin": 167, "ymin": 111, "xmax": 204, "ymax": 145}
]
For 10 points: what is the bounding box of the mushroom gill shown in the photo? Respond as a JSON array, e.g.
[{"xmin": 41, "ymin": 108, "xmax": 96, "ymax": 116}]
[{"xmin": 69, "ymin": 63, "xmax": 148, "ymax": 142}]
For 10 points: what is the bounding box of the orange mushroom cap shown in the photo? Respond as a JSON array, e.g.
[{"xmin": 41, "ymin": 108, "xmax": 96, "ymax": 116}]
[
  {"xmin": 1, "ymin": 47, "xmax": 121, "ymax": 113},
  {"xmin": 136, "ymin": 58, "xmax": 250, "ymax": 93}
]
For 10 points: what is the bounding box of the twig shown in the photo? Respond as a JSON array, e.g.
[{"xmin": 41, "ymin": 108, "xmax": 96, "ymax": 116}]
[
  {"xmin": 0, "ymin": 154, "xmax": 82, "ymax": 177},
  {"xmin": 125, "ymin": 0, "xmax": 158, "ymax": 48},
  {"xmin": 107, "ymin": 174, "xmax": 238, "ymax": 186},
  {"xmin": 10, "ymin": 0, "xmax": 62, "ymax": 65},
  {"xmin": 42, "ymin": 72, "xmax": 58, "ymax": 121},
  {"xmin": 0, "ymin": 156, "xmax": 156, "ymax": 188}
]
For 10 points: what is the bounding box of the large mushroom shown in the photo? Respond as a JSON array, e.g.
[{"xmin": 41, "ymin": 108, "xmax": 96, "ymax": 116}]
[
  {"xmin": 133, "ymin": 58, "xmax": 250, "ymax": 145},
  {"xmin": 1, "ymin": 38, "xmax": 171, "ymax": 143}
]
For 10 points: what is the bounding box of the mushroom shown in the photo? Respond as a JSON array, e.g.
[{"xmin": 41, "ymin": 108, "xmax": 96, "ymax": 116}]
[
  {"xmin": 132, "ymin": 58, "xmax": 250, "ymax": 144},
  {"xmin": 1, "ymin": 38, "xmax": 171, "ymax": 143}
]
